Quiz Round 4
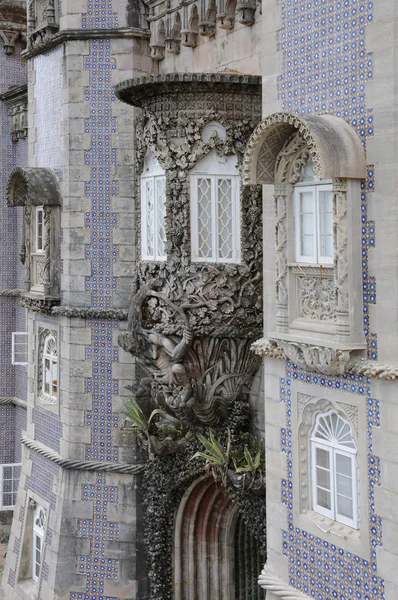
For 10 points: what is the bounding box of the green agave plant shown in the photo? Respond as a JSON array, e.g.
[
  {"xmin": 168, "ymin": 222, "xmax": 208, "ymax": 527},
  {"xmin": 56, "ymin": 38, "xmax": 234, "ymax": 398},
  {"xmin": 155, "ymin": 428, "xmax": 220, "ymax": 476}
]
[
  {"xmin": 234, "ymin": 445, "xmax": 262, "ymax": 474},
  {"xmin": 124, "ymin": 397, "xmax": 165, "ymax": 437},
  {"xmin": 191, "ymin": 429, "xmax": 231, "ymax": 484}
]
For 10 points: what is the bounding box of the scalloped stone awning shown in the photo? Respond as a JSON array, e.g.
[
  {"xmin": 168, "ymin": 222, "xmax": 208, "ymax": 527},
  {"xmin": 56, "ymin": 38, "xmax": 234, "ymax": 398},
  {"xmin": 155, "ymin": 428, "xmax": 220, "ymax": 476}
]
[
  {"xmin": 7, "ymin": 167, "xmax": 62, "ymax": 207},
  {"xmin": 242, "ymin": 112, "xmax": 366, "ymax": 185}
]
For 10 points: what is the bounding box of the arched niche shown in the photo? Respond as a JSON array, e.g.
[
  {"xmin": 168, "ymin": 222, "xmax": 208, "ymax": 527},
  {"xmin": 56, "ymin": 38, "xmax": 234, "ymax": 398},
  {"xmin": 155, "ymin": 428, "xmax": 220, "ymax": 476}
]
[
  {"xmin": 7, "ymin": 167, "xmax": 61, "ymax": 302},
  {"xmin": 242, "ymin": 112, "xmax": 366, "ymax": 186},
  {"xmin": 174, "ymin": 476, "xmax": 264, "ymax": 600}
]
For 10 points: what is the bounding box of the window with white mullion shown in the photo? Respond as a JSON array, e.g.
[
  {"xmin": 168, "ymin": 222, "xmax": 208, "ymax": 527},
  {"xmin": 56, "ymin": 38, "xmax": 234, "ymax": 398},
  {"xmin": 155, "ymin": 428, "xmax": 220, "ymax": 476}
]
[
  {"xmin": 141, "ymin": 175, "xmax": 166, "ymax": 261},
  {"xmin": 310, "ymin": 410, "xmax": 358, "ymax": 529},
  {"xmin": 216, "ymin": 176, "xmax": 236, "ymax": 262},
  {"xmin": 194, "ymin": 175, "xmax": 215, "ymax": 262},
  {"xmin": 311, "ymin": 442, "xmax": 334, "ymax": 520},
  {"xmin": 295, "ymin": 187, "xmax": 317, "ymax": 263},
  {"xmin": 191, "ymin": 173, "xmax": 240, "ymax": 263},
  {"xmin": 295, "ymin": 183, "xmax": 334, "ymax": 265},
  {"xmin": 316, "ymin": 185, "xmax": 334, "ymax": 264},
  {"xmin": 11, "ymin": 332, "xmax": 28, "ymax": 366},
  {"xmin": 334, "ymin": 450, "xmax": 357, "ymax": 528},
  {"xmin": 155, "ymin": 176, "xmax": 167, "ymax": 260},
  {"xmin": 35, "ymin": 206, "xmax": 44, "ymax": 253}
]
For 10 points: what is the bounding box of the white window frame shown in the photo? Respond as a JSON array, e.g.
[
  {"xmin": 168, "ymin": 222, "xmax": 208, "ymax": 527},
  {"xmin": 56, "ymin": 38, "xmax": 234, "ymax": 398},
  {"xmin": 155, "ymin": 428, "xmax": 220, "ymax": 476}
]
[
  {"xmin": 294, "ymin": 183, "xmax": 333, "ymax": 265},
  {"xmin": 310, "ymin": 412, "xmax": 358, "ymax": 529},
  {"xmin": 11, "ymin": 332, "xmax": 28, "ymax": 366},
  {"xmin": 32, "ymin": 504, "xmax": 46, "ymax": 582},
  {"xmin": 190, "ymin": 174, "xmax": 240, "ymax": 264},
  {"xmin": 0, "ymin": 463, "xmax": 21, "ymax": 510},
  {"xmin": 141, "ymin": 173, "xmax": 167, "ymax": 262},
  {"xmin": 41, "ymin": 335, "xmax": 58, "ymax": 402},
  {"xmin": 35, "ymin": 206, "xmax": 44, "ymax": 253}
]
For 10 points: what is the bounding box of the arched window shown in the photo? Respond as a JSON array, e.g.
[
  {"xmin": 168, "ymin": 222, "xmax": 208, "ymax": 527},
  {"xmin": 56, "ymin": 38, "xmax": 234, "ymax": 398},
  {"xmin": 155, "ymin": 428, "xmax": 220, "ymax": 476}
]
[
  {"xmin": 32, "ymin": 505, "xmax": 46, "ymax": 582},
  {"xmin": 190, "ymin": 148, "xmax": 240, "ymax": 263},
  {"xmin": 294, "ymin": 160, "xmax": 333, "ymax": 265},
  {"xmin": 42, "ymin": 335, "xmax": 58, "ymax": 402},
  {"xmin": 141, "ymin": 151, "xmax": 166, "ymax": 261},
  {"xmin": 311, "ymin": 410, "xmax": 358, "ymax": 528}
]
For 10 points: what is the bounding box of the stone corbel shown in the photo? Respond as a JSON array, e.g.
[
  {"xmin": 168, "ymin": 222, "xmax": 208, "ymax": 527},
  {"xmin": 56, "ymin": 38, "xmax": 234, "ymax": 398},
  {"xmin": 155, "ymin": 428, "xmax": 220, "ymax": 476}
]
[
  {"xmin": 269, "ymin": 338, "xmax": 353, "ymax": 375},
  {"xmin": 236, "ymin": 0, "xmax": 257, "ymax": 25},
  {"xmin": 165, "ymin": 33, "xmax": 181, "ymax": 54},
  {"xmin": 0, "ymin": 29, "xmax": 20, "ymax": 55},
  {"xmin": 199, "ymin": 19, "xmax": 216, "ymax": 36},
  {"xmin": 181, "ymin": 29, "xmax": 198, "ymax": 47}
]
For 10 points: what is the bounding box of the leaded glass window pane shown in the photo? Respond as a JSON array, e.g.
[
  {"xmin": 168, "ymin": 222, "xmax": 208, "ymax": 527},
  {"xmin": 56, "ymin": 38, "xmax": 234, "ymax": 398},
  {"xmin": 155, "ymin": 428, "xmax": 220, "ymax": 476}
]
[
  {"xmin": 217, "ymin": 177, "xmax": 233, "ymax": 260},
  {"xmin": 197, "ymin": 177, "xmax": 213, "ymax": 259}
]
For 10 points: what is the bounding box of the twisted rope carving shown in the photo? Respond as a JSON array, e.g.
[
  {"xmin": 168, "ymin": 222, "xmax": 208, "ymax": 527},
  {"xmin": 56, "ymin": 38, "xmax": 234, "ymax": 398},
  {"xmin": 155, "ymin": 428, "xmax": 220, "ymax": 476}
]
[
  {"xmin": 21, "ymin": 437, "xmax": 147, "ymax": 475},
  {"xmin": 258, "ymin": 569, "xmax": 312, "ymax": 599},
  {"xmin": 274, "ymin": 188, "xmax": 288, "ymax": 304},
  {"xmin": 0, "ymin": 289, "xmax": 23, "ymax": 297},
  {"xmin": 0, "ymin": 397, "xmax": 27, "ymax": 409},
  {"xmin": 333, "ymin": 184, "xmax": 349, "ymax": 312}
]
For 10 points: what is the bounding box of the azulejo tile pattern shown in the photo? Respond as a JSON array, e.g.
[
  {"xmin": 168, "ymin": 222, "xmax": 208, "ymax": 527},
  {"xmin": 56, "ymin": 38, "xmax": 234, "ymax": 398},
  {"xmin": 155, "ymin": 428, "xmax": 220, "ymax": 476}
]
[
  {"xmin": 34, "ymin": 47, "xmax": 63, "ymax": 169},
  {"xmin": 85, "ymin": 320, "xmax": 120, "ymax": 463},
  {"xmin": 71, "ymin": 473, "xmax": 120, "ymax": 600},
  {"xmin": 84, "ymin": 40, "xmax": 118, "ymax": 310},
  {"xmin": 280, "ymin": 363, "xmax": 384, "ymax": 599},
  {"xmin": 278, "ymin": 0, "xmax": 377, "ymax": 359},
  {"xmin": 70, "ymin": 25, "xmax": 123, "ymax": 599},
  {"xmin": 276, "ymin": 7, "xmax": 382, "ymax": 594},
  {"xmin": 82, "ymin": 1, "xmax": 118, "ymax": 29}
]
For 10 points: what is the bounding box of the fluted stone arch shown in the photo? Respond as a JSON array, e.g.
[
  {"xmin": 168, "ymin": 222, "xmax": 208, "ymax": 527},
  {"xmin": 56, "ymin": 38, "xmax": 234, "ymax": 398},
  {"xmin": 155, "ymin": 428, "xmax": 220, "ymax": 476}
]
[
  {"xmin": 7, "ymin": 167, "xmax": 61, "ymax": 208},
  {"xmin": 174, "ymin": 476, "xmax": 264, "ymax": 600},
  {"xmin": 242, "ymin": 112, "xmax": 366, "ymax": 186}
]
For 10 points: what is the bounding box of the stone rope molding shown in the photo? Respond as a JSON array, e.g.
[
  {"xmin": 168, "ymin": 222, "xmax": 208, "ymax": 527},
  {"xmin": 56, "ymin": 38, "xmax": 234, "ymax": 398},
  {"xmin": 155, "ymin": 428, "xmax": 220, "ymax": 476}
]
[
  {"xmin": 51, "ymin": 306, "xmax": 128, "ymax": 320},
  {"xmin": 258, "ymin": 568, "xmax": 312, "ymax": 599},
  {"xmin": 21, "ymin": 437, "xmax": 147, "ymax": 475},
  {"xmin": 0, "ymin": 288, "xmax": 23, "ymax": 297},
  {"xmin": 251, "ymin": 337, "xmax": 398, "ymax": 380},
  {"xmin": 0, "ymin": 397, "xmax": 27, "ymax": 409}
]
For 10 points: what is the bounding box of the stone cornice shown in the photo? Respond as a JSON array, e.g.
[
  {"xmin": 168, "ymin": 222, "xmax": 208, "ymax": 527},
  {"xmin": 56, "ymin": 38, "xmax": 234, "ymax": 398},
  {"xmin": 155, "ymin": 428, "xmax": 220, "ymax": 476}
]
[
  {"xmin": 0, "ymin": 83, "xmax": 27, "ymax": 105},
  {"xmin": 116, "ymin": 72, "xmax": 262, "ymax": 107},
  {"xmin": 23, "ymin": 26, "xmax": 150, "ymax": 58}
]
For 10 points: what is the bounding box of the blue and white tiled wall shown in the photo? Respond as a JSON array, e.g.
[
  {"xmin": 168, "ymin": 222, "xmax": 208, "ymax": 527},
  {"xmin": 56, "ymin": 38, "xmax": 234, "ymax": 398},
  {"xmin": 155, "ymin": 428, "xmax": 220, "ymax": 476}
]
[{"xmin": 276, "ymin": 1, "xmax": 384, "ymax": 597}]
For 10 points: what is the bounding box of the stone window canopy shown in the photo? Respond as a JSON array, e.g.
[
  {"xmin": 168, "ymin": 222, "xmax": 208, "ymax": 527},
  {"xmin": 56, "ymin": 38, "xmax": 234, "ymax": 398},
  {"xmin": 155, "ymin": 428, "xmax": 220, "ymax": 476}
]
[
  {"xmin": 243, "ymin": 113, "xmax": 367, "ymax": 375},
  {"xmin": 242, "ymin": 112, "xmax": 366, "ymax": 185},
  {"xmin": 7, "ymin": 167, "xmax": 61, "ymax": 312}
]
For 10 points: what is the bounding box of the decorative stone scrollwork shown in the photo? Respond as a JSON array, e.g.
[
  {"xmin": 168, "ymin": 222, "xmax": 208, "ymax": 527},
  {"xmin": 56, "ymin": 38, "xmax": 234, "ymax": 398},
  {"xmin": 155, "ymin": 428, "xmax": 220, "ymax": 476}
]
[
  {"xmin": 27, "ymin": 0, "xmax": 59, "ymax": 54},
  {"xmin": 297, "ymin": 274, "xmax": 335, "ymax": 321},
  {"xmin": 271, "ymin": 338, "xmax": 352, "ymax": 375},
  {"xmin": 1, "ymin": 83, "xmax": 28, "ymax": 143}
]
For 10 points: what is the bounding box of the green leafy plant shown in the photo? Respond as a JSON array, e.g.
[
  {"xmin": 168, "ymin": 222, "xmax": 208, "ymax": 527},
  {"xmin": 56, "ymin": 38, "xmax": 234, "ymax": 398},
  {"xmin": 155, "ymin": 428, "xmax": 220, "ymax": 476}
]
[
  {"xmin": 234, "ymin": 445, "xmax": 261, "ymax": 474},
  {"xmin": 124, "ymin": 397, "xmax": 165, "ymax": 437},
  {"xmin": 191, "ymin": 429, "xmax": 231, "ymax": 483}
]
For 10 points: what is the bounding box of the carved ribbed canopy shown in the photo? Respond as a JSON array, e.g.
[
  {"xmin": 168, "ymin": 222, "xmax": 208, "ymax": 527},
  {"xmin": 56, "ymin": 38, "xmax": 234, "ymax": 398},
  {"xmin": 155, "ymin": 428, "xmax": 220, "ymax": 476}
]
[
  {"xmin": 242, "ymin": 112, "xmax": 366, "ymax": 185},
  {"xmin": 7, "ymin": 167, "xmax": 62, "ymax": 207},
  {"xmin": 115, "ymin": 72, "xmax": 262, "ymax": 108}
]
